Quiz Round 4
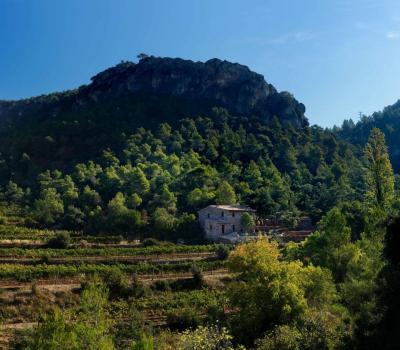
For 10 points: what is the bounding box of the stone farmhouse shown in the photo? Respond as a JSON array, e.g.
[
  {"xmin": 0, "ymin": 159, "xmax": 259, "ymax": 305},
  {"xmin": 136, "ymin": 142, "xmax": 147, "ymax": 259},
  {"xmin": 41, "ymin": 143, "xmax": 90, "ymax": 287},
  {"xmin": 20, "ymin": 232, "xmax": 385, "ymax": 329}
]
[
  {"xmin": 198, "ymin": 204, "xmax": 315, "ymax": 243},
  {"xmin": 198, "ymin": 205, "xmax": 256, "ymax": 242}
]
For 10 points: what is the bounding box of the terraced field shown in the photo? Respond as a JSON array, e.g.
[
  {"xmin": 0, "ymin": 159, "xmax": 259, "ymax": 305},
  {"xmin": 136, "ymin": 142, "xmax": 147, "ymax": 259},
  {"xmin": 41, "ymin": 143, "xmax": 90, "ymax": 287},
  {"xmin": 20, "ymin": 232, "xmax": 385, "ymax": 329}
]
[{"xmin": 0, "ymin": 226, "xmax": 232, "ymax": 348}]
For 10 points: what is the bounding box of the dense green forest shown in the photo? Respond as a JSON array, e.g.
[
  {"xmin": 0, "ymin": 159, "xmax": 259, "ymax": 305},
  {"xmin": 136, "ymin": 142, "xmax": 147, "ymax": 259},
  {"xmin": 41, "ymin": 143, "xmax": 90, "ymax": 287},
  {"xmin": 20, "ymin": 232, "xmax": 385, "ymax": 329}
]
[
  {"xmin": 338, "ymin": 99, "xmax": 400, "ymax": 172},
  {"xmin": 0, "ymin": 108, "xmax": 365, "ymax": 238}
]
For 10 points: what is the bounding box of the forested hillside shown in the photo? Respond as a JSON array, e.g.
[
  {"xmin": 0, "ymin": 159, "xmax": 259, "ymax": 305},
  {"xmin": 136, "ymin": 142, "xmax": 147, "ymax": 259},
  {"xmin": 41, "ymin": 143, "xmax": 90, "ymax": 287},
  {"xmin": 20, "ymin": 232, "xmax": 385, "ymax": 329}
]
[
  {"xmin": 0, "ymin": 108, "xmax": 363, "ymax": 237},
  {"xmin": 0, "ymin": 57, "xmax": 363, "ymax": 237},
  {"xmin": 338, "ymin": 99, "xmax": 400, "ymax": 171}
]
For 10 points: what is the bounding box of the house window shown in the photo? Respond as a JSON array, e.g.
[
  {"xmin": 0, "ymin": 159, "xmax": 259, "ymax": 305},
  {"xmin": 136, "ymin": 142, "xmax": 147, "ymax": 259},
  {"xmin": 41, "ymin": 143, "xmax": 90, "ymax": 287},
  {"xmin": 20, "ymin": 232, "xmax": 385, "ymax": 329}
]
[
  {"xmin": 232, "ymin": 224, "xmax": 235, "ymax": 232},
  {"xmin": 207, "ymin": 213, "xmax": 210, "ymax": 218},
  {"xmin": 221, "ymin": 211, "xmax": 224, "ymax": 217},
  {"xmin": 232, "ymin": 212, "xmax": 235, "ymax": 217},
  {"xmin": 221, "ymin": 225, "xmax": 225, "ymax": 234}
]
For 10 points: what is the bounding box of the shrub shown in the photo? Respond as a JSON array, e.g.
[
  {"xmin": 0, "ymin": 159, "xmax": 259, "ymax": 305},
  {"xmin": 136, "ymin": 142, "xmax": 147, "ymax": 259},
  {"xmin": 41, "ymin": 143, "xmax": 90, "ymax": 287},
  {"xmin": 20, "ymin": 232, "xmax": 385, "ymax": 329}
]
[
  {"xmin": 152, "ymin": 280, "xmax": 171, "ymax": 292},
  {"xmin": 40, "ymin": 255, "xmax": 50, "ymax": 264},
  {"xmin": 131, "ymin": 274, "xmax": 149, "ymax": 298},
  {"xmin": 241, "ymin": 212, "xmax": 255, "ymax": 232},
  {"xmin": 191, "ymin": 264, "xmax": 204, "ymax": 288},
  {"xmin": 46, "ymin": 232, "xmax": 71, "ymax": 249},
  {"xmin": 206, "ymin": 303, "xmax": 227, "ymax": 324},
  {"xmin": 141, "ymin": 238, "xmax": 163, "ymax": 247},
  {"xmin": 178, "ymin": 325, "xmax": 236, "ymax": 350},
  {"xmin": 131, "ymin": 333, "xmax": 154, "ymax": 350},
  {"xmin": 103, "ymin": 268, "xmax": 130, "ymax": 296},
  {"xmin": 216, "ymin": 244, "xmax": 230, "ymax": 260},
  {"xmin": 31, "ymin": 282, "xmax": 40, "ymax": 296},
  {"xmin": 166, "ymin": 308, "xmax": 201, "ymax": 331}
]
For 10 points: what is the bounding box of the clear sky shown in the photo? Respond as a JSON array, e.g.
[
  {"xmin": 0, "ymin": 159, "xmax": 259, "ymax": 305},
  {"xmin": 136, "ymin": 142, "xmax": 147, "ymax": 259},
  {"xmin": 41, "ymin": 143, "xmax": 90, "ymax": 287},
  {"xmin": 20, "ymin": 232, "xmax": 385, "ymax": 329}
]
[{"xmin": 1, "ymin": 0, "xmax": 400, "ymax": 127}]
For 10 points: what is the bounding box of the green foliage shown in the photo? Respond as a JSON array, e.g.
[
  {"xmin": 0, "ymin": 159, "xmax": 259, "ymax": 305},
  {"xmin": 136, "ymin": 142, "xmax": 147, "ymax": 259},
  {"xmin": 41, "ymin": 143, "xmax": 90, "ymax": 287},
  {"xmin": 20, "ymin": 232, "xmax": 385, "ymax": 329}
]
[
  {"xmin": 102, "ymin": 268, "xmax": 130, "ymax": 296},
  {"xmin": 76, "ymin": 281, "xmax": 115, "ymax": 349},
  {"xmin": 24, "ymin": 309, "xmax": 80, "ymax": 350},
  {"xmin": 106, "ymin": 192, "xmax": 141, "ymax": 232},
  {"xmin": 0, "ymin": 244, "xmax": 219, "ymax": 258},
  {"xmin": 131, "ymin": 333, "xmax": 154, "ymax": 350},
  {"xmin": 298, "ymin": 207, "xmax": 352, "ymax": 281},
  {"xmin": 256, "ymin": 309, "xmax": 348, "ymax": 350},
  {"xmin": 130, "ymin": 274, "xmax": 148, "ymax": 298},
  {"xmin": 187, "ymin": 187, "xmax": 215, "ymax": 210},
  {"xmin": 227, "ymin": 239, "xmax": 302, "ymax": 342},
  {"xmin": 33, "ymin": 188, "xmax": 64, "ymax": 226},
  {"xmin": 364, "ymin": 128, "xmax": 395, "ymax": 206},
  {"xmin": 240, "ymin": 212, "xmax": 255, "ymax": 232},
  {"xmin": 178, "ymin": 325, "xmax": 239, "ymax": 350},
  {"xmin": 256, "ymin": 324, "xmax": 301, "ymax": 350},
  {"xmin": 338, "ymin": 100, "xmax": 400, "ymax": 172},
  {"xmin": 24, "ymin": 281, "xmax": 115, "ymax": 349},
  {"xmin": 0, "ymin": 260, "xmax": 224, "ymax": 281},
  {"xmin": 141, "ymin": 238, "xmax": 164, "ymax": 247},
  {"xmin": 227, "ymin": 238, "xmax": 345, "ymax": 345},
  {"xmin": 215, "ymin": 181, "xmax": 237, "ymax": 205},
  {"xmin": 0, "ymin": 112, "xmax": 365, "ymax": 235},
  {"xmin": 191, "ymin": 264, "xmax": 205, "ymax": 288},
  {"xmin": 5, "ymin": 181, "xmax": 27, "ymax": 205},
  {"xmin": 46, "ymin": 232, "xmax": 71, "ymax": 249},
  {"xmin": 152, "ymin": 207, "xmax": 176, "ymax": 232},
  {"xmin": 216, "ymin": 244, "xmax": 230, "ymax": 260},
  {"xmin": 166, "ymin": 308, "xmax": 202, "ymax": 331}
]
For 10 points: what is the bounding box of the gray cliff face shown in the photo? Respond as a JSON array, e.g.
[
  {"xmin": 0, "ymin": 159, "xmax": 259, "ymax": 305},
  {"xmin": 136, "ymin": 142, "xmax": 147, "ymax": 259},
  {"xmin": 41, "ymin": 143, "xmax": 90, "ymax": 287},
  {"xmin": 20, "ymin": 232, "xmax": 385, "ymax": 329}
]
[
  {"xmin": 0, "ymin": 56, "xmax": 308, "ymax": 128},
  {"xmin": 88, "ymin": 56, "xmax": 308, "ymax": 127}
]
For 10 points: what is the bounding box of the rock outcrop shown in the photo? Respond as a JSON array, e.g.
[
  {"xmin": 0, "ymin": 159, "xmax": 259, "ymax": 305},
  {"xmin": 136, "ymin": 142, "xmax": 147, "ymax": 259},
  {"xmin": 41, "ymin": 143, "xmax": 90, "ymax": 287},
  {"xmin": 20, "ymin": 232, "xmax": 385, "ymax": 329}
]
[{"xmin": 0, "ymin": 56, "xmax": 308, "ymax": 128}]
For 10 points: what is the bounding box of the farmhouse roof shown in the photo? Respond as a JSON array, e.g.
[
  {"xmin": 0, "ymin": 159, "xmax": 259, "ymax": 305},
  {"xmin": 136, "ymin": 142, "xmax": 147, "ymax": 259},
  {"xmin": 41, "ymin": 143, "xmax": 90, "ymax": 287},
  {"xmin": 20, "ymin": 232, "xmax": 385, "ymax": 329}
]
[{"xmin": 199, "ymin": 204, "xmax": 256, "ymax": 212}]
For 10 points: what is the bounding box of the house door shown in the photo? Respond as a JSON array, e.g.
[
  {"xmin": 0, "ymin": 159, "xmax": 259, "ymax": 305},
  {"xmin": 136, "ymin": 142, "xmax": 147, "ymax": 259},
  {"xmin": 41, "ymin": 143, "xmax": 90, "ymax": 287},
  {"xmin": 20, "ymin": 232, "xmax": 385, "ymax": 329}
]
[{"xmin": 221, "ymin": 225, "xmax": 225, "ymax": 234}]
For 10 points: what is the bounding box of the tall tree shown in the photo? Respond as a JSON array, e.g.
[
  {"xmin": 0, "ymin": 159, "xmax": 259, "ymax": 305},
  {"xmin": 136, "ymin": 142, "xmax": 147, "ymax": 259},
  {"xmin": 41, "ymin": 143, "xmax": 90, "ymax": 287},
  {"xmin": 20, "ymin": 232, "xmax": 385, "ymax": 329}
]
[{"xmin": 364, "ymin": 128, "xmax": 394, "ymax": 206}]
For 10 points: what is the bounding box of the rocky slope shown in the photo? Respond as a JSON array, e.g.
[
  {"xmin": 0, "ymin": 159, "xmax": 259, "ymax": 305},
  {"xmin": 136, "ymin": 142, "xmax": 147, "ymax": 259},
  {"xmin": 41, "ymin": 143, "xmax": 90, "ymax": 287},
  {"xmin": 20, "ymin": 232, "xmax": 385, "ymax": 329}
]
[{"xmin": 0, "ymin": 56, "xmax": 308, "ymax": 128}]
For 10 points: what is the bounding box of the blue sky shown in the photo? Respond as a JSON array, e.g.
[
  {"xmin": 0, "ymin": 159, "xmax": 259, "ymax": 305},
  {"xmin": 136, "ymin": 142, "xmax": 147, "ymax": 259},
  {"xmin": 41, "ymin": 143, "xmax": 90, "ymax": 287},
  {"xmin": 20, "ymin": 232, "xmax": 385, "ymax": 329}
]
[{"xmin": 1, "ymin": 0, "xmax": 400, "ymax": 127}]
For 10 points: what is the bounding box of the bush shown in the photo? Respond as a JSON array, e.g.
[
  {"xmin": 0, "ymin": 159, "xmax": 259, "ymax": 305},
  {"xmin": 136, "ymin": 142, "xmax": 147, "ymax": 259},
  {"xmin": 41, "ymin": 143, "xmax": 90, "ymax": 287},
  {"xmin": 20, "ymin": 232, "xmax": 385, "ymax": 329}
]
[
  {"xmin": 103, "ymin": 268, "xmax": 129, "ymax": 296},
  {"xmin": 152, "ymin": 280, "xmax": 172, "ymax": 292},
  {"xmin": 166, "ymin": 308, "xmax": 201, "ymax": 331},
  {"xmin": 192, "ymin": 264, "xmax": 204, "ymax": 288},
  {"xmin": 131, "ymin": 333, "xmax": 154, "ymax": 350},
  {"xmin": 141, "ymin": 238, "xmax": 163, "ymax": 247},
  {"xmin": 216, "ymin": 244, "xmax": 230, "ymax": 260},
  {"xmin": 206, "ymin": 303, "xmax": 227, "ymax": 325},
  {"xmin": 46, "ymin": 232, "xmax": 71, "ymax": 249},
  {"xmin": 178, "ymin": 325, "xmax": 236, "ymax": 350},
  {"xmin": 131, "ymin": 274, "xmax": 149, "ymax": 298},
  {"xmin": 40, "ymin": 255, "xmax": 50, "ymax": 264}
]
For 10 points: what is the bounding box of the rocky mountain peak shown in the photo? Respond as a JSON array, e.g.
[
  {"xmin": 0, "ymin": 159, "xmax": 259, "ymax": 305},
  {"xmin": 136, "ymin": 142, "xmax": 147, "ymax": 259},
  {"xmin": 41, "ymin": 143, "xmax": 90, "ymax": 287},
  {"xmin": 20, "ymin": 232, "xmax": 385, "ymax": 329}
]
[
  {"xmin": 86, "ymin": 56, "xmax": 308, "ymax": 128},
  {"xmin": 0, "ymin": 56, "xmax": 308, "ymax": 130}
]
